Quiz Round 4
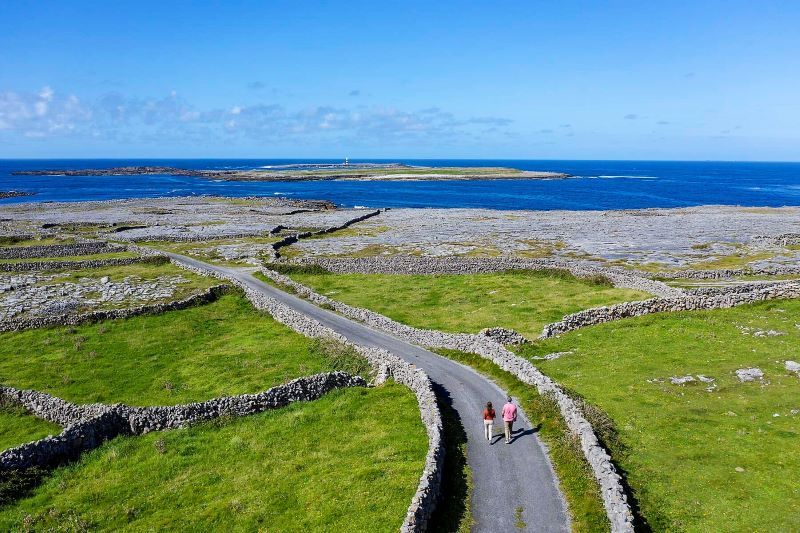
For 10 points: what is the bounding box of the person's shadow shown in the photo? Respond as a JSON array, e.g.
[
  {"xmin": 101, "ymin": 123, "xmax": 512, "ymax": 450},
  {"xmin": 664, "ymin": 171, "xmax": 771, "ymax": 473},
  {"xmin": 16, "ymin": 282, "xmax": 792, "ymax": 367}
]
[{"xmin": 508, "ymin": 424, "xmax": 541, "ymax": 444}]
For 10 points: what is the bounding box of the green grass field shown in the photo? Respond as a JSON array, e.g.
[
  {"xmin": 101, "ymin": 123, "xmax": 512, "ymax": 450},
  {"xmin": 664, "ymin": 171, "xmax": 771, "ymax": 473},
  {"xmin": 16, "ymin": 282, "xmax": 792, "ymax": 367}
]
[
  {"xmin": 0, "ymin": 294, "xmax": 363, "ymax": 406},
  {"xmin": 289, "ymin": 270, "xmax": 649, "ymax": 339},
  {"xmin": 0, "ymin": 385, "xmax": 427, "ymax": 531},
  {"xmin": 518, "ymin": 299, "xmax": 800, "ymax": 531},
  {"xmin": 0, "ymin": 403, "xmax": 61, "ymax": 451}
]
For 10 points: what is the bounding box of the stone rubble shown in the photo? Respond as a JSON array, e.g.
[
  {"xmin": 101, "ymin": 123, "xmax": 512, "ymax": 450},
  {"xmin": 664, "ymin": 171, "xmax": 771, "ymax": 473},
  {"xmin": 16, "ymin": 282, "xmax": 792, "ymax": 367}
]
[
  {"xmin": 285, "ymin": 205, "xmax": 800, "ymax": 268},
  {"xmin": 0, "ymin": 284, "xmax": 230, "ymax": 333},
  {"xmin": 531, "ymin": 351, "xmax": 574, "ymax": 361},
  {"xmin": 736, "ymin": 368, "xmax": 765, "ymax": 383},
  {"xmin": 753, "ymin": 329, "xmax": 786, "ymax": 337},
  {"xmin": 478, "ymin": 327, "xmax": 528, "ymax": 345},
  {"xmin": 0, "ymin": 274, "xmax": 192, "ymax": 321}
]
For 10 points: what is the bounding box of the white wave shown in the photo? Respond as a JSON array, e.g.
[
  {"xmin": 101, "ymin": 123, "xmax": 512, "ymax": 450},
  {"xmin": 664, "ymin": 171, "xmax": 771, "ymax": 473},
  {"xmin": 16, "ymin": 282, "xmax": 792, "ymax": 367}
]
[{"xmin": 596, "ymin": 175, "xmax": 659, "ymax": 179}]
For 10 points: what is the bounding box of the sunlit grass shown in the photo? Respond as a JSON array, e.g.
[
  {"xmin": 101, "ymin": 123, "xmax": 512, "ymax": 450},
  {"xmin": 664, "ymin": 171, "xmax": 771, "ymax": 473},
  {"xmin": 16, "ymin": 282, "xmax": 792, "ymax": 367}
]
[
  {"xmin": 517, "ymin": 299, "xmax": 800, "ymax": 531},
  {"xmin": 0, "ymin": 385, "xmax": 426, "ymax": 531},
  {"xmin": 0, "ymin": 294, "xmax": 358, "ymax": 406},
  {"xmin": 0, "ymin": 403, "xmax": 60, "ymax": 451},
  {"xmin": 289, "ymin": 270, "xmax": 649, "ymax": 339}
]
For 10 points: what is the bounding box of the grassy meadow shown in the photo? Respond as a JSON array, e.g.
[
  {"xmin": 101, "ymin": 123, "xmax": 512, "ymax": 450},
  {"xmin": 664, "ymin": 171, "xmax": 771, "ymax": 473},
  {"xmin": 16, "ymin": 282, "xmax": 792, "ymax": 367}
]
[
  {"xmin": 288, "ymin": 270, "xmax": 649, "ymax": 339},
  {"xmin": 0, "ymin": 385, "xmax": 427, "ymax": 531},
  {"xmin": 0, "ymin": 294, "xmax": 366, "ymax": 406},
  {"xmin": 0, "ymin": 402, "xmax": 61, "ymax": 451},
  {"xmin": 518, "ymin": 299, "xmax": 800, "ymax": 531}
]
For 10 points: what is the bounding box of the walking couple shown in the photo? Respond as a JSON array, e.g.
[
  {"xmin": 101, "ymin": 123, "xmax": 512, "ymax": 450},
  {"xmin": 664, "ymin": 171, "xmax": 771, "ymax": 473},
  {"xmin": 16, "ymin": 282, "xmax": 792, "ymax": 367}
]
[{"xmin": 483, "ymin": 396, "xmax": 517, "ymax": 445}]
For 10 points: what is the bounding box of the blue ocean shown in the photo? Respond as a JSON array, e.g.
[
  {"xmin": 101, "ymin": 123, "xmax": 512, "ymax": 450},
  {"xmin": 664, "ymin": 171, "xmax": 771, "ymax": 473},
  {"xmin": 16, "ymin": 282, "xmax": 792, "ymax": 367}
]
[{"xmin": 1, "ymin": 159, "xmax": 799, "ymax": 211}]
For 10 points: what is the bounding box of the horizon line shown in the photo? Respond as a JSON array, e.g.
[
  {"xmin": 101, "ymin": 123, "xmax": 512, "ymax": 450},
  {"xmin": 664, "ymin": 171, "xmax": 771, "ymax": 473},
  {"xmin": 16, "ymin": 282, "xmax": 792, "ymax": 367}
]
[{"xmin": 2, "ymin": 157, "xmax": 800, "ymax": 164}]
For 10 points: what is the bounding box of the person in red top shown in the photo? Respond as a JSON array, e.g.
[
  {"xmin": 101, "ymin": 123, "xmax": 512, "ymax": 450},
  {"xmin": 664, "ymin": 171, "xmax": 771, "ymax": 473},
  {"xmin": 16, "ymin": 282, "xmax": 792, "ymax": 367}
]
[
  {"xmin": 501, "ymin": 396, "xmax": 518, "ymax": 444},
  {"xmin": 482, "ymin": 401, "xmax": 496, "ymax": 444}
]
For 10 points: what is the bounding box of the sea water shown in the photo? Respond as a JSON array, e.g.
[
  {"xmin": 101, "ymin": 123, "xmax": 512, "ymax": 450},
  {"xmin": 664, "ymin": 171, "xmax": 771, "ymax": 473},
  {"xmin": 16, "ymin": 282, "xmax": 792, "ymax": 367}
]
[{"xmin": 1, "ymin": 159, "xmax": 799, "ymax": 211}]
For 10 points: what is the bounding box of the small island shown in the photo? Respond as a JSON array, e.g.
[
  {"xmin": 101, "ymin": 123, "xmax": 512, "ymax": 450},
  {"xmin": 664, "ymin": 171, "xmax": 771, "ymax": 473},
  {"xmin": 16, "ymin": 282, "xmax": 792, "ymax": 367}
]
[
  {"xmin": 13, "ymin": 163, "xmax": 570, "ymax": 182},
  {"xmin": 0, "ymin": 191, "xmax": 34, "ymax": 200}
]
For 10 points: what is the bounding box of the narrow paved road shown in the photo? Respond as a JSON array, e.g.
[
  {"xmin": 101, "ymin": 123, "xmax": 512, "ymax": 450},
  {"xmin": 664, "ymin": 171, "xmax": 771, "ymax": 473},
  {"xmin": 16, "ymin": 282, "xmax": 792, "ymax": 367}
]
[{"xmin": 171, "ymin": 254, "xmax": 570, "ymax": 532}]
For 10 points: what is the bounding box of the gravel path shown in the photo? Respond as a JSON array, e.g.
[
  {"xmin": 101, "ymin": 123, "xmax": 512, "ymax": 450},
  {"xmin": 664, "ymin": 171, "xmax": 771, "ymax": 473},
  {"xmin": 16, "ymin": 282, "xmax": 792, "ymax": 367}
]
[{"xmin": 171, "ymin": 254, "xmax": 570, "ymax": 532}]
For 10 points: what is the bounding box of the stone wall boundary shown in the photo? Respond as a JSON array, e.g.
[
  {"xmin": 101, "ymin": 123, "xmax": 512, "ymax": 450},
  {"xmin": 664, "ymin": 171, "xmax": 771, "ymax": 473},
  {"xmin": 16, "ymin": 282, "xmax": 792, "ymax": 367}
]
[
  {"xmin": 643, "ymin": 264, "xmax": 800, "ymax": 280},
  {"xmin": 753, "ymin": 233, "xmax": 800, "ymax": 247},
  {"xmin": 120, "ymin": 228, "xmax": 285, "ymax": 243},
  {"xmin": 170, "ymin": 257, "xmax": 442, "ymax": 533},
  {"xmin": 271, "ymin": 209, "xmax": 382, "ymax": 259},
  {"xmin": 684, "ymin": 279, "xmax": 797, "ymax": 296},
  {"xmin": 259, "ymin": 267, "xmax": 634, "ymax": 532},
  {"xmin": 541, "ymin": 281, "xmax": 800, "ymax": 338},
  {"xmin": 0, "ymin": 372, "xmax": 365, "ymax": 471},
  {"xmin": 0, "ymin": 255, "xmax": 166, "ymax": 272},
  {"xmin": 0, "ymin": 283, "xmax": 231, "ymax": 333},
  {"xmin": 0, "ymin": 242, "xmax": 125, "ymax": 260}
]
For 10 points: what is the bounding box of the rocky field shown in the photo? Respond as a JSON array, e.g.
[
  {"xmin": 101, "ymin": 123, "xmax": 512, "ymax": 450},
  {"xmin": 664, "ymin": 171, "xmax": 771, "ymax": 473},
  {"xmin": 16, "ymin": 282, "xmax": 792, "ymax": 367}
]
[{"xmin": 1, "ymin": 195, "xmax": 799, "ymax": 531}]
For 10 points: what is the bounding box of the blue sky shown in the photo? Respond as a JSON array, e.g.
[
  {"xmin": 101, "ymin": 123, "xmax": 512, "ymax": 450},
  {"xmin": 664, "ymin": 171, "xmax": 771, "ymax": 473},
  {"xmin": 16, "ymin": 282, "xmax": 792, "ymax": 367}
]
[{"xmin": 1, "ymin": 1, "xmax": 798, "ymax": 160}]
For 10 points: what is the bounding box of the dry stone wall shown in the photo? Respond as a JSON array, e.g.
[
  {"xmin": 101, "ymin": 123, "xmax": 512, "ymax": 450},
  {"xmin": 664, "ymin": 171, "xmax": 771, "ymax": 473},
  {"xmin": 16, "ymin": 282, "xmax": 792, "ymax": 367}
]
[
  {"xmin": 272, "ymin": 209, "xmax": 382, "ymax": 258},
  {"xmin": 0, "ymin": 242, "xmax": 124, "ymax": 260},
  {"xmin": 260, "ymin": 268, "xmax": 635, "ymax": 533},
  {"xmin": 753, "ymin": 233, "xmax": 800, "ymax": 246},
  {"xmin": 541, "ymin": 281, "xmax": 800, "ymax": 338},
  {"xmin": 0, "ymin": 255, "xmax": 166, "ymax": 272},
  {"xmin": 120, "ymin": 229, "xmax": 283, "ymax": 243},
  {"xmin": 684, "ymin": 280, "xmax": 796, "ymax": 296},
  {"xmin": 0, "ymin": 372, "xmax": 364, "ymax": 471},
  {"xmin": 643, "ymin": 264, "xmax": 800, "ymax": 280}
]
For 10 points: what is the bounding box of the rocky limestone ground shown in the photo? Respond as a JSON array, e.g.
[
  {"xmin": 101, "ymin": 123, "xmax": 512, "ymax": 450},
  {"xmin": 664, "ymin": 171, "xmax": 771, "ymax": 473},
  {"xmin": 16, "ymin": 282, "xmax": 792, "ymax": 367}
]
[
  {"xmin": 0, "ymin": 196, "xmax": 369, "ymax": 243},
  {"xmin": 0, "ymin": 273, "xmax": 193, "ymax": 320},
  {"xmin": 3, "ymin": 199, "xmax": 799, "ymax": 270},
  {"xmin": 287, "ymin": 205, "xmax": 800, "ymax": 268}
]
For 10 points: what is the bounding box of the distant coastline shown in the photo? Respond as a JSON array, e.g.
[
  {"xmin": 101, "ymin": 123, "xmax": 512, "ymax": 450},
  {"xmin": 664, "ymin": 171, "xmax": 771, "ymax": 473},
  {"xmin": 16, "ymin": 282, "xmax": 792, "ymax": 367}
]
[{"xmin": 12, "ymin": 164, "xmax": 570, "ymax": 182}]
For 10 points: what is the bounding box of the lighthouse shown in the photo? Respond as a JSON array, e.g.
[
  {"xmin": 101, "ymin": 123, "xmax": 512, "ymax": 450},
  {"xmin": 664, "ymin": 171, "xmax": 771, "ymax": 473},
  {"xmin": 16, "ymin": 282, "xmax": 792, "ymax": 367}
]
[{"xmin": 344, "ymin": 157, "xmax": 349, "ymax": 166}]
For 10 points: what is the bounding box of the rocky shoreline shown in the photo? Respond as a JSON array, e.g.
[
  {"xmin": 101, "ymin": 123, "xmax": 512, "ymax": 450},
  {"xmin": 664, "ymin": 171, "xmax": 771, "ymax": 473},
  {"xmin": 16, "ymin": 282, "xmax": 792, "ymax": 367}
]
[{"xmin": 12, "ymin": 165, "xmax": 570, "ymax": 182}]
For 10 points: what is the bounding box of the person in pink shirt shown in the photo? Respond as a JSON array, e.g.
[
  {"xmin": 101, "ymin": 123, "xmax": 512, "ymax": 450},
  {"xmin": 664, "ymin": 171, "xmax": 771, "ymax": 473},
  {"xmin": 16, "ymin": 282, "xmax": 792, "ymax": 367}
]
[{"xmin": 501, "ymin": 396, "xmax": 518, "ymax": 444}]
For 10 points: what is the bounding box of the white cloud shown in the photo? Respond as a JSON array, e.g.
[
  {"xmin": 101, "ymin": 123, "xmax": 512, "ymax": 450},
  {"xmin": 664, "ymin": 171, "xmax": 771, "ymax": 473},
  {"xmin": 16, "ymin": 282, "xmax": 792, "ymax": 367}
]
[
  {"xmin": 38, "ymin": 86, "xmax": 54, "ymax": 101},
  {"xmin": 0, "ymin": 86, "xmax": 515, "ymax": 146}
]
